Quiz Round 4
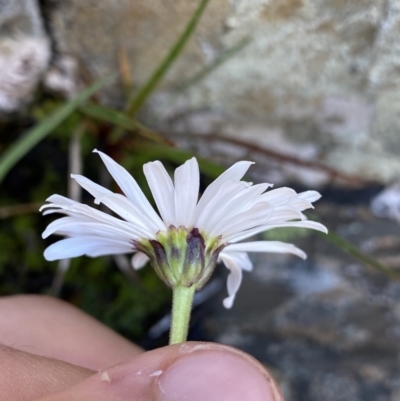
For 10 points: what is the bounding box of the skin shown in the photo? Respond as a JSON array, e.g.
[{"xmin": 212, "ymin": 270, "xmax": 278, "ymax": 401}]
[{"xmin": 0, "ymin": 295, "xmax": 284, "ymax": 401}]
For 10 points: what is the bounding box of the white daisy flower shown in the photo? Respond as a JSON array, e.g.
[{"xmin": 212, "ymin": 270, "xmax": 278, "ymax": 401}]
[{"xmin": 41, "ymin": 150, "xmax": 327, "ymax": 308}]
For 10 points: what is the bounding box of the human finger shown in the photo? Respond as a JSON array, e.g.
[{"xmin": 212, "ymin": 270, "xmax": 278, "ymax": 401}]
[
  {"xmin": 0, "ymin": 295, "xmax": 142, "ymax": 370},
  {"xmin": 38, "ymin": 342, "xmax": 284, "ymax": 401},
  {"xmin": 0, "ymin": 345, "xmax": 93, "ymax": 401}
]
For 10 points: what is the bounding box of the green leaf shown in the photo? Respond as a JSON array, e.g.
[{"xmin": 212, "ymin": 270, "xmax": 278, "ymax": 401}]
[{"xmin": 0, "ymin": 76, "xmax": 111, "ymax": 184}]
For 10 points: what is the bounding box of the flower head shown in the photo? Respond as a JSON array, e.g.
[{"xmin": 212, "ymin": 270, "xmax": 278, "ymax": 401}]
[{"xmin": 41, "ymin": 150, "xmax": 327, "ymax": 308}]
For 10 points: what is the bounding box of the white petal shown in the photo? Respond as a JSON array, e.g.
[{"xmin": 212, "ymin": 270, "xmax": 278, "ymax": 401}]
[
  {"xmin": 226, "ymin": 220, "xmax": 328, "ymax": 243},
  {"xmin": 40, "ymin": 195, "xmax": 78, "ymax": 213},
  {"xmin": 143, "ymin": 161, "xmax": 175, "ymax": 226},
  {"xmin": 210, "ymin": 203, "xmax": 273, "ymax": 238},
  {"xmin": 93, "ymin": 150, "xmax": 165, "ymax": 231},
  {"xmin": 42, "ymin": 208, "xmax": 71, "ymax": 216},
  {"xmin": 258, "ymin": 187, "xmax": 297, "ymax": 206},
  {"xmin": 225, "ymin": 241, "xmax": 307, "ymax": 259},
  {"xmin": 97, "ymin": 193, "xmax": 160, "ymax": 236},
  {"xmin": 265, "ymin": 207, "xmax": 305, "ymax": 223},
  {"xmin": 194, "ymin": 161, "xmax": 254, "ymax": 220},
  {"xmin": 219, "ymin": 252, "xmax": 243, "ymax": 309},
  {"xmin": 204, "ymin": 183, "xmax": 272, "ymax": 234},
  {"xmin": 227, "ymin": 183, "xmax": 272, "ymax": 213},
  {"xmin": 286, "ymin": 199, "xmax": 314, "ymax": 212},
  {"xmin": 219, "ymin": 251, "xmax": 253, "ymax": 271},
  {"xmin": 131, "ymin": 252, "xmax": 150, "ymax": 270},
  {"xmin": 85, "ymin": 194, "xmax": 155, "ymax": 237},
  {"xmin": 42, "ymin": 216, "xmax": 91, "ymax": 238},
  {"xmin": 44, "ymin": 237, "xmax": 133, "ymax": 261},
  {"xmin": 42, "ymin": 201, "xmax": 151, "ymax": 239},
  {"xmin": 264, "ymin": 220, "xmax": 328, "ymax": 233},
  {"xmin": 174, "ymin": 158, "xmax": 199, "ymax": 227},
  {"xmin": 42, "ymin": 217, "xmax": 138, "ymax": 241},
  {"xmin": 61, "ymin": 183, "xmax": 156, "ymax": 237},
  {"xmin": 45, "ymin": 194, "xmax": 80, "ymax": 207},
  {"xmin": 71, "ymin": 174, "xmax": 112, "ymax": 204},
  {"xmin": 298, "ymin": 190, "xmax": 321, "ymax": 203},
  {"xmin": 195, "ymin": 181, "xmax": 249, "ymax": 232}
]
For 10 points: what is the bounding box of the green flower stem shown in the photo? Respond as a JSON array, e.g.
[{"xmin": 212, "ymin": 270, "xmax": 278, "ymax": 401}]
[{"xmin": 170, "ymin": 285, "xmax": 196, "ymax": 344}]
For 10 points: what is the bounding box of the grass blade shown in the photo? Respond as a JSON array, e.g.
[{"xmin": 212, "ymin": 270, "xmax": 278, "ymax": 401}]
[
  {"xmin": 0, "ymin": 76, "xmax": 111, "ymax": 184},
  {"xmin": 81, "ymin": 103, "xmax": 171, "ymax": 145},
  {"xmin": 126, "ymin": 0, "xmax": 211, "ymax": 116},
  {"xmin": 155, "ymin": 37, "xmax": 251, "ymax": 115},
  {"xmin": 319, "ymin": 230, "xmax": 400, "ymax": 281},
  {"xmin": 175, "ymin": 37, "xmax": 251, "ymax": 94}
]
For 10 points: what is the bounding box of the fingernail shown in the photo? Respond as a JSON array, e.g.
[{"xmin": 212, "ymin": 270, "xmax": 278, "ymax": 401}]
[{"xmin": 158, "ymin": 347, "xmax": 281, "ymax": 401}]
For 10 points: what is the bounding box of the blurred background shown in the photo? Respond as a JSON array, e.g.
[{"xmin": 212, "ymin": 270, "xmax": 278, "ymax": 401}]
[{"xmin": 1, "ymin": 1, "xmax": 400, "ymax": 400}]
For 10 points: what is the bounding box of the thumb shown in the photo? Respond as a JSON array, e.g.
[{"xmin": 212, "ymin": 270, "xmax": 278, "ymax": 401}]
[{"xmin": 38, "ymin": 342, "xmax": 283, "ymax": 401}]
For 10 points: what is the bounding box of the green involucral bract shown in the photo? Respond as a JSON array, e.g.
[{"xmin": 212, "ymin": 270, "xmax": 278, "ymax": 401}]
[{"xmin": 134, "ymin": 226, "xmax": 225, "ymax": 289}]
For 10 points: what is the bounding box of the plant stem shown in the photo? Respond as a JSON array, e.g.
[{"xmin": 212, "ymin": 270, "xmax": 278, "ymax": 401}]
[{"xmin": 170, "ymin": 285, "xmax": 196, "ymax": 344}]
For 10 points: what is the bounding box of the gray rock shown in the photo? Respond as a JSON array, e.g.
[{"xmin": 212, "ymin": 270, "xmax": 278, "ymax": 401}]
[
  {"xmin": 0, "ymin": 0, "xmax": 50, "ymax": 113},
  {"xmin": 309, "ymin": 372, "xmax": 361, "ymax": 401},
  {"xmin": 2, "ymin": 0, "xmax": 400, "ymax": 181},
  {"xmin": 43, "ymin": 0, "xmax": 400, "ymax": 182},
  {"xmin": 202, "ymin": 202, "xmax": 400, "ymax": 401}
]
